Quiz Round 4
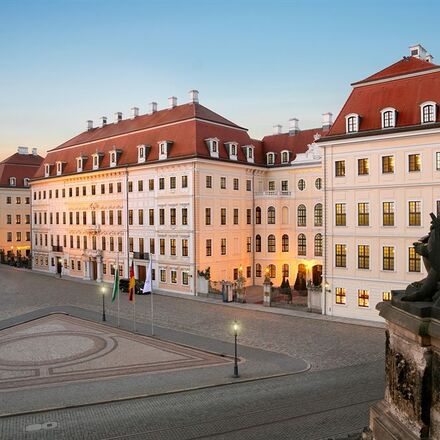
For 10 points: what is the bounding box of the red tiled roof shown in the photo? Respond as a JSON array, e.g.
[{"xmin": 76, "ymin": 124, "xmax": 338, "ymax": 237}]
[
  {"xmin": 352, "ymin": 56, "xmax": 438, "ymax": 85},
  {"xmin": 327, "ymin": 61, "xmax": 440, "ymax": 137},
  {"xmin": 262, "ymin": 128, "xmax": 324, "ymax": 164},
  {"xmin": 0, "ymin": 152, "xmax": 44, "ymax": 188}
]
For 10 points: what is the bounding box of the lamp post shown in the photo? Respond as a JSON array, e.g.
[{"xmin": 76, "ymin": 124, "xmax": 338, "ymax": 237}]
[
  {"xmin": 233, "ymin": 320, "xmax": 239, "ymax": 378},
  {"xmin": 100, "ymin": 285, "xmax": 106, "ymax": 322}
]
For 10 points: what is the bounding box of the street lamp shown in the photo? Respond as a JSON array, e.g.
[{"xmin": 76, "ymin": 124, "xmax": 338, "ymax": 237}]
[
  {"xmin": 232, "ymin": 320, "xmax": 240, "ymax": 378},
  {"xmin": 100, "ymin": 285, "xmax": 106, "ymax": 322}
]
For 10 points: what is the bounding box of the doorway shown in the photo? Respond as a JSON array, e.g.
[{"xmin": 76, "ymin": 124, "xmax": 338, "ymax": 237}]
[
  {"xmin": 312, "ymin": 265, "xmax": 322, "ymax": 286},
  {"xmin": 138, "ymin": 265, "xmax": 146, "ymax": 282},
  {"xmin": 92, "ymin": 261, "xmax": 97, "ymax": 280}
]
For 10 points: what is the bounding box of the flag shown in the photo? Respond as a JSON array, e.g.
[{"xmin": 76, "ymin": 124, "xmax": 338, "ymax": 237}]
[
  {"xmin": 111, "ymin": 265, "xmax": 119, "ymax": 303},
  {"xmin": 143, "ymin": 259, "xmax": 152, "ymax": 294},
  {"xmin": 128, "ymin": 260, "xmax": 135, "ymax": 302}
]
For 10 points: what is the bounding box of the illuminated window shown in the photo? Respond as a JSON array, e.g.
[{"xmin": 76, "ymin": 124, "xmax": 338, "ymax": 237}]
[
  {"xmin": 358, "ymin": 290, "xmax": 369, "ymax": 307},
  {"xmin": 335, "ymin": 160, "xmax": 345, "ymax": 177},
  {"xmin": 358, "ymin": 245, "xmax": 370, "ymax": 269},
  {"xmin": 382, "ymin": 155, "xmax": 394, "ymax": 173},
  {"xmin": 268, "ymin": 234, "xmax": 276, "ymax": 253},
  {"xmin": 282, "ymin": 264, "xmax": 289, "ymax": 278},
  {"xmin": 268, "ymin": 264, "xmax": 276, "ymax": 278},
  {"xmin": 358, "ymin": 203, "xmax": 369, "ymax": 226},
  {"xmin": 221, "ymin": 238, "xmax": 227, "ymax": 255},
  {"xmin": 408, "ymin": 247, "xmax": 421, "ymax": 272},
  {"xmin": 170, "ymin": 239, "xmax": 176, "ymax": 256},
  {"xmin": 256, "ymin": 263, "xmax": 262, "ymax": 277},
  {"xmin": 408, "ymin": 154, "xmax": 421, "ymax": 172},
  {"xmin": 409, "ymin": 201, "xmax": 421, "ymax": 226},
  {"xmin": 336, "ymin": 288, "xmax": 346, "ymax": 304},
  {"xmin": 383, "ymin": 246, "xmax": 395, "ymax": 271},
  {"xmin": 383, "ymin": 202, "xmax": 395, "ymax": 226},
  {"xmin": 335, "ymin": 203, "xmax": 346, "ymax": 226},
  {"xmin": 268, "ymin": 206, "xmax": 276, "ymax": 224},
  {"xmin": 383, "ymin": 291, "xmax": 392, "ymax": 301},
  {"xmin": 335, "ymin": 244, "xmax": 346, "ymax": 267},
  {"xmin": 181, "ymin": 239, "xmax": 189, "ymax": 256},
  {"xmin": 298, "ymin": 234, "xmax": 306, "ymax": 256},
  {"xmin": 314, "ymin": 234, "xmax": 322, "ymax": 256},
  {"xmin": 358, "ymin": 158, "xmax": 369, "ymax": 175}
]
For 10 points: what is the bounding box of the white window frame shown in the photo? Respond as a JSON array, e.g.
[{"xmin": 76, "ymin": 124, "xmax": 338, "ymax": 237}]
[
  {"xmin": 281, "ymin": 150, "xmax": 289, "ymax": 164},
  {"xmin": 225, "ymin": 142, "xmax": 238, "ymax": 160},
  {"xmin": 345, "ymin": 113, "xmax": 359, "ymax": 133},
  {"xmin": 243, "ymin": 145, "xmax": 254, "ymax": 163},
  {"xmin": 266, "ymin": 152, "xmax": 275, "ymax": 165},
  {"xmin": 407, "ymin": 199, "xmax": 423, "ymax": 228},
  {"xmin": 205, "ymin": 138, "xmax": 220, "ymax": 158},
  {"xmin": 92, "ymin": 154, "xmax": 100, "ymax": 170},
  {"xmin": 381, "ymin": 199, "xmax": 396, "ymax": 228},
  {"xmin": 109, "ymin": 150, "xmax": 118, "ymax": 167},
  {"xmin": 380, "ymin": 154, "xmax": 395, "ymax": 175},
  {"xmin": 56, "ymin": 161, "xmax": 63, "ymax": 176},
  {"xmin": 406, "ymin": 152, "xmax": 422, "ymax": 173},
  {"xmin": 76, "ymin": 157, "xmax": 83, "ymax": 172},
  {"xmin": 23, "ymin": 177, "xmax": 30, "ymax": 187},
  {"xmin": 381, "ymin": 107, "xmax": 397, "ymax": 129},
  {"xmin": 159, "ymin": 141, "xmax": 170, "ymax": 160},
  {"xmin": 9, "ymin": 177, "xmax": 16, "ymax": 186},
  {"xmin": 137, "ymin": 144, "xmax": 146, "ymax": 163},
  {"xmin": 420, "ymin": 101, "xmax": 437, "ymax": 124},
  {"xmin": 382, "ymin": 244, "xmax": 396, "ymax": 272},
  {"xmin": 44, "ymin": 164, "xmax": 51, "ymax": 177}
]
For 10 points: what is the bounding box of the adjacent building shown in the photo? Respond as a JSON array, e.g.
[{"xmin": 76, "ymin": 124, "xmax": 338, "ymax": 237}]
[{"xmin": 0, "ymin": 147, "xmax": 43, "ymax": 262}]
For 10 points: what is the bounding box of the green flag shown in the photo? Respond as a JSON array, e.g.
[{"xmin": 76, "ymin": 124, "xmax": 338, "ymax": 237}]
[{"xmin": 112, "ymin": 269, "xmax": 119, "ymax": 303}]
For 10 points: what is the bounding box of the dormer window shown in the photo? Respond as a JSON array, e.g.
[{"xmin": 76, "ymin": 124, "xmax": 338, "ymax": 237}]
[
  {"xmin": 420, "ymin": 101, "xmax": 437, "ymax": 124},
  {"xmin": 345, "ymin": 113, "xmax": 359, "ymax": 133},
  {"xmin": 225, "ymin": 142, "xmax": 238, "ymax": 160},
  {"xmin": 92, "ymin": 153, "xmax": 103, "ymax": 170},
  {"xmin": 242, "ymin": 145, "xmax": 254, "ymax": 163},
  {"xmin": 9, "ymin": 177, "xmax": 16, "ymax": 187},
  {"xmin": 109, "ymin": 148, "xmax": 122, "ymax": 168},
  {"xmin": 281, "ymin": 150, "xmax": 290, "ymax": 164},
  {"xmin": 44, "ymin": 164, "xmax": 51, "ymax": 177},
  {"xmin": 23, "ymin": 178, "xmax": 30, "ymax": 187},
  {"xmin": 205, "ymin": 138, "xmax": 220, "ymax": 158},
  {"xmin": 76, "ymin": 156, "xmax": 86, "ymax": 172},
  {"xmin": 158, "ymin": 140, "xmax": 173, "ymax": 160},
  {"xmin": 381, "ymin": 108, "xmax": 397, "ymax": 129},
  {"xmin": 138, "ymin": 144, "xmax": 146, "ymax": 163},
  {"xmin": 56, "ymin": 161, "xmax": 65, "ymax": 176},
  {"xmin": 266, "ymin": 152, "xmax": 275, "ymax": 165}
]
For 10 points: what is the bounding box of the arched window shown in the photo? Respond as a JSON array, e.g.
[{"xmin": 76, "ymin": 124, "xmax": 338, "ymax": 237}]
[
  {"xmin": 282, "ymin": 206, "xmax": 289, "ymax": 225},
  {"xmin": 314, "ymin": 203, "xmax": 323, "ymax": 227},
  {"xmin": 298, "ymin": 179, "xmax": 305, "ymax": 191},
  {"xmin": 268, "ymin": 206, "xmax": 276, "ymax": 224},
  {"xmin": 256, "ymin": 263, "xmax": 262, "ymax": 277},
  {"xmin": 315, "ymin": 177, "xmax": 322, "ymax": 190},
  {"xmin": 381, "ymin": 108, "xmax": 396, "ymax": 128},
  {"xmin": 267, "ymin": 153, "xmax": 275, "ymax": 165},
  {"xmin": 268, "ymin": 264, "xmax": 276, "ymax": 278},
  {"xmin": 255, "ymin": 235, "xmax": 261, "ymax": 252},
  {"xmin": 298, "ymin": 234, "xmax": 307, "ymax": 256},
  {"xmin": 282, "ymin": 234, "xmax": 289, "ymax": 252},
  {"xmin": 345, "ymin": 114, "xmax": 359, "ymax": 133},
  {"xmin": 281, "ymin": 151, "xmax": 289, "ymax": 164},
  {"xmin": 255, "ymin": 207, "xmax": 261, "ymax": 224},
  {"xmin": 421, "ymin": 102, "xmax": 436, "ymax": 124},
  {"xmin": 314, "ymin": 233, "xmax": 323, "ymax": 256},
  {"xmin": 282, "ymin": 264, "xmax": 289, "ymax": 278},
  {"xmin": 268, "ymin": 234, "xmax": 276, "ymax": 252},
  {"xmin": 9, "ymin": 177, "xmax": 16, "ymax": 187},
  {"xmin": 297, "ymin": 205, "xmax": 306, "ymax": 226}
]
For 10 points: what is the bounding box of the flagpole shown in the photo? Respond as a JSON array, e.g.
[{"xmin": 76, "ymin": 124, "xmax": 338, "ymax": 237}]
[
  {"xmin": 151, "ymin": 256, "xmax": 154, "ymax": 336},
  {"xmin": 133, "ymin": 294, "xmax": 136, "ymax": 332},
  {"xmin": 117, "ymin": 252, "xmax": 120, "ymax": 327}
]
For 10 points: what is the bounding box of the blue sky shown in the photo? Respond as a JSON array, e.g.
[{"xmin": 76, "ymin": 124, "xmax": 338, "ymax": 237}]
[{"xmin": 1, "ymin": 0, "xmax": 440, "ymax": 158}]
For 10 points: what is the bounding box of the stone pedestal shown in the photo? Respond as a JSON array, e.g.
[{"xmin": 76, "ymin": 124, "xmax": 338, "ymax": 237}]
[
  {"xmin": 370, "ymin": 291, "xmax": 440, "ymax": 439},
  {"xmin": 263, "ymin": 277, "xmax": 271, "ymax": 307}
]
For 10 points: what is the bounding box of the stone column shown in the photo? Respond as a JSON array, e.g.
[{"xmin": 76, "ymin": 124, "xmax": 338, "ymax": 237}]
[
  {"xmin": 96, "ymin": 255, "xmax": 103, "ymax": 282},
  {"xmin": 369, "ymin": 291, "xmax": 440, "ymax": 440},
  {"xmin": 263, "ymin": 276, "xmax": 271, "ymax": 307}
]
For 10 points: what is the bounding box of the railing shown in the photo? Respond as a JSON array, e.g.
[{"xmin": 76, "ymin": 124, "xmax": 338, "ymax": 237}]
[
  {"xmin": 87, "ymin": 224, "xmax": 101, "ymax": 233},
  {"xmin": 133, "ymin": 252, "xmax": 149, "ymax": 260},
  {"xmin": 255, "ymin": 190, "xmax": 292, "ymax": 197},
  {"xmin": 52, "ymin": 246, "xmax": 63, "ymax": 252}
]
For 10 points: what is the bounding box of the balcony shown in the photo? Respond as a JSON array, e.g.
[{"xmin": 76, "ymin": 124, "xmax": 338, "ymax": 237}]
[
  {"xmin": 255, "ymin": 190, "xmax": 292, "ymax": 197},
  {"xmin": 52, "ymin": 246, "xmax": 63, "ymax": 253},
  {"xmin": 133, "ymin": 252, "xmax": 150, "ymax": 260},
  {"xmin": 86, "ymin": 224, "xmax": 101, "ymax": 234}
]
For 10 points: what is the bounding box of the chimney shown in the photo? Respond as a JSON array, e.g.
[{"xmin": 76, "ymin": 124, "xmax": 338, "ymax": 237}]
[
  {"xmin": 114, "ymin": 112, "xmax": 123, "ymax": 123},
  {"xmin": 17, "ymin": 146, "xmax": 29, "ymax": 155},
  {"xmin": 168, "ymin": 96, "xmax": 177, "ymax": 109},
  {"xmin": 426, "ymin": 53, "xmax": 434, "ymax": 63},
  {"xmin": 189, "ymin": 90, "xmax": 199, "ymax": 103},
  {"xmin": 86, "ymin": 120, "xmax": 93, "ymax": 131},
  {"xmin": 288, "ymin": 118, "xmax": 300, "ymax": 135},
  {"xmin": 149, "ymin": 102, "xmax": 158, "ymax": 114},
  {"xmin": 131, "ymin": 107, "xmax": 139, "ymax": 119},
  {"xmin": 322, "ymin": 112, "xmax": 333, "ymax": 131},
  {"xmin": 273, "ymin": 124, "xmax": 282, "ymax": 135},
  {"xmin": 32, "ymin": 148, "xmax": 38, "ymax": 155},
  {"xmin": 409, "ymin": 43, "xmax": 428, "ymax": 60},
  {"xmin": 100, "ymin": 116, "xmax": 108, "ymax": 127}
]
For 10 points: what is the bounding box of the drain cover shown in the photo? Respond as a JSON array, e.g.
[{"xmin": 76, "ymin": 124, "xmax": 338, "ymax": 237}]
[{"xmin": 25, "ymin": 421, "xmax": 58, "ymax": 432}]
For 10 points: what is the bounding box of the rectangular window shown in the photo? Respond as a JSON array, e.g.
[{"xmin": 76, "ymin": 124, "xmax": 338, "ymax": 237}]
[
  {"xmin": 221, "ymin": 208, "xmax": 227, "ymax": 225},
  {"xmin": 150, "ymin": 238, "xmax": 155, "ymax": 254},
  {"xmin": 170, "ymin": 208, "xmax": 176, "ymax": 225},
  {"xmin": 358, "ymin": 158, "xmax": 369, "ymax": 175},
  {"xmin": 233, "ymin": 178, "xmax": 239, "ymax": 190},
  {"xmin": 408, "ymin": 154, "xmax": 421, "ymax": 172},
  {"xmin": 149, "ymin": 209, "xmax": 154, "ymax": 225},
  {"xmin": 159, "ymin": 209, "xmax": 165, "ymax": 225},
  {"xmin": 128, "ymin": 181, "xmax": 133, "ymax": 192},
  {"xmin": 383, "ymin": 246, "xmax": 395, "ymax": 271},
  {"xmin": 220, "ymin": 177, "xmax": 226, "ymax": 189},
  {"xmin": 149, "ymin": 179, "xmax": 154, "ymax": 191},
  {"xmin": 268, "ymin": 181, "xmax": 275, "ymax": 191},
  {"xmin": 182, "ymin": 208, "xmax": 188, "ymax": 225},
  {"xmin": 109, "ymin": 183, "xmax": 114, "ymax": 194},
  {"xmin": 139, "ymin": 238, "xmax": 144, "ymax": 253},
  {"xmin": 383, "ymin": 291, "xmax": 392, "ymax": 301},
  {"xmin": 117, "ymin": 182, "xmax": 122, "ymax": 192},
  {"xmin": 335, "ymin": 203, "xmax": 346, "ymax": 226},
  {"xmin": 358, "ymin": 245, "xmax": 370, "ymax": 269},
  {"xmin": 357, "ymin": 203, "xmax": 369, "ymax": 226},
  {"xmin": 171, "ymin": 270, "xmax": 177, "ymax": 284},
  {"xmin": 160, "ymin": 269, "xmax": 166, "ymax": 283},
  {"xmin": 138, "ymin": 180, "xmax": 143, "ymax": 192},
  {"xmin": 160, "ymin": 239, "xmax": 165, "ymax": 255},
  {"xmin": 205, "ymin": 208, "xmax": 211, "ymax": 225},
  {"xmin": 233, "ymin": 208, "xmax": 239, "ymax": 225},
  {"xmin": 246, "ymin": 237, "xmax": 251, "ymax": 253},
  {"xmin": 436, "ymin": 152, "xmax": 440, "ymax": 171},
  {"xmin": 246, "ymin": 209, "xmax": 251, "ymax": 225},
  {"xmin": 335, "ymin": 160, "xmax": 345, "ymax": 177},
  {"xmin": 170, "ymin": 239, "xmax": 176, "ymax": 256},
  {"xmin": 109, "ymin": 210, "xmax": 114, "ymax": 225},
  {"xmin": 221, "ymin": 238, "xmax": 226, "ymax": 255},
  {"xmin": 182, "ymin": 175, "xmax": 188, "ymax": 188},
  {"xmin": 408, "ymin": 247, "xmax": 421, "ymax": 272},
  {"xmin": 382, "ymin": 155, "xmax": 395, "ymax": 173},
  {"xmin": 117, "ymin": 210, "xmax": 122, "ymax": 226},
  {"xmin": 281, "ymin": 180, "xmax": 289, "ymax": 191},
  {"xmin": 182, "ymin": 239, "xmax": 188, "ymax": 257},
  {"xmin": 159, "ymin": 178, "xmax": 165, "ymax": 190},
  {"xmin": 246, "ymin": 180, "xmax": 252, "ymax": 191},
  {"xmin": 138, "ymin": 209, "xmax": 144, "ymax": 225},
  {"xmin": 206, "ymin": 239, "xmax": 212, "ymax": 256},
  {"xmin": 335, "ymin": 244, "xmax": 347, "ymax": 267},
  {"xmin": 409, "ymin": 201, "xmax": 421, "ymax": 226},
  {"xmin": 206, "ymin": 176, "xmax": 212, "ymax": 188},
  {"xmin": 335, "ymin": 288, "xmax": 346, "ymax": 305},
  {"xmin": 182, "ymin": 272, "xmax": 189, "ymax": 285},
  {"xmin": 383, "ymin": 202, "xmax": 395, "ymax": 226},
  {"xmin": 170, "ymin": 177, "xmax": 176, "ymax": 189},
  {"xmin": 358, "ymin": 290, "xmax": 369, "ymax": 307}
]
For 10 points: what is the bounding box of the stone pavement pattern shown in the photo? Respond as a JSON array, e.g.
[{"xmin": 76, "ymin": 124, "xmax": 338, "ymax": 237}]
[
  {"xmin": 0, "ymin": 265, "xmax": 385, "ymax": 371},
  {"xmin": 0, "ymin": 314, "xmax": 231, "ymax": 391}
]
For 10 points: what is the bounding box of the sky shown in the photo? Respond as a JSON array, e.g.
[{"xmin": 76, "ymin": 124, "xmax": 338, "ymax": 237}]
[{"xmin": 1, "ymin": 0, "xmax": 440, "ymax": 159}]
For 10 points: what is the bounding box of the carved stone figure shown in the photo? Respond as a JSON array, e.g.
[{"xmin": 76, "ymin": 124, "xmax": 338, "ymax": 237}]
[{"xmin": 402, "ymin": 212, "xmax": 440, "ymax": 304}]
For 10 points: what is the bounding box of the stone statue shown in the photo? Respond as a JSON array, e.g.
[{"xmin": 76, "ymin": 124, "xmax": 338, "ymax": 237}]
[{"xmin": 402, "ymin": 212, "xmax": 440, "ymax": 304}]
